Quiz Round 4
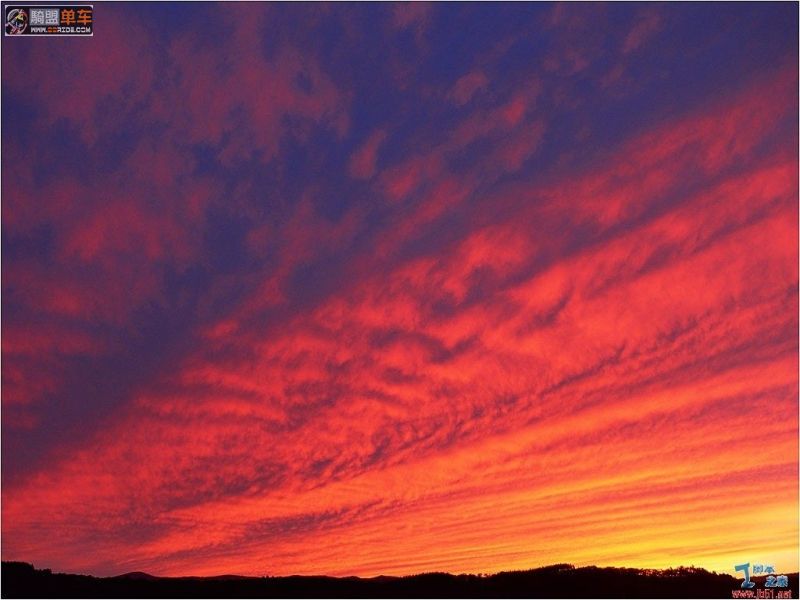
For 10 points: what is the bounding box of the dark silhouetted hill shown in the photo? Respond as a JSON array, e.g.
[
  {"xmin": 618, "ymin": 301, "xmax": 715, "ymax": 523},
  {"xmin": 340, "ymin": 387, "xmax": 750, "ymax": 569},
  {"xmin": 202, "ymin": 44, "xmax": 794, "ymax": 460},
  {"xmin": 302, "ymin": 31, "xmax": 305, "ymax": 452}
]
[{"xmin": 2, "ymin": 560, "xmax": 798, "ymax": 598}]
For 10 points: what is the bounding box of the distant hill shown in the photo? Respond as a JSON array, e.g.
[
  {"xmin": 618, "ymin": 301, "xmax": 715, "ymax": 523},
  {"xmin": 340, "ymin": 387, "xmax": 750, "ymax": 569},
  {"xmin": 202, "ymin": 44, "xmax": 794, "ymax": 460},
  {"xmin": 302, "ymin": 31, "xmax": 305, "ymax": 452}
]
[
  {"xmin": 2, "ymin": 560, "xmax": 798, "ymax": 598},
  {"xmin": 111, "ymin": 571, "xmax": 160, "ymax": 581}
]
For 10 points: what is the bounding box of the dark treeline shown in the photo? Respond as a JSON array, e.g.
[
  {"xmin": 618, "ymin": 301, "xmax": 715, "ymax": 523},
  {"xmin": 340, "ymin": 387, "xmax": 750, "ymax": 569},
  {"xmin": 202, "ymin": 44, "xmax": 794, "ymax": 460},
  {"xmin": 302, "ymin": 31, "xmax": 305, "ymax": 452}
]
[{"xmin": 3, "ymin": 561, "xmax": 798, "ymax": 598}]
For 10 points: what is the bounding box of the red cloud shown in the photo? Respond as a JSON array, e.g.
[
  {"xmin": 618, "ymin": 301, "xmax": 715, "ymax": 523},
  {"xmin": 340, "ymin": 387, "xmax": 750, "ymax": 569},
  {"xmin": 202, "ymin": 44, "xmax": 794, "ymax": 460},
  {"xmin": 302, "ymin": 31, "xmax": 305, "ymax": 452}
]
[
  {"xmin": 623, "ymin": 9, "xmax": 662, "ymax": 54},
  {"xmin": 450, "ymin": 71, "xmax": 489, "ymax": 106},
  {"xmin": 5, "ymin": 63, "xmax": 796, "ymax": 577},
  {"xmin": 349, "ymin": 130, "xmax": 388, "ymax": 180}
]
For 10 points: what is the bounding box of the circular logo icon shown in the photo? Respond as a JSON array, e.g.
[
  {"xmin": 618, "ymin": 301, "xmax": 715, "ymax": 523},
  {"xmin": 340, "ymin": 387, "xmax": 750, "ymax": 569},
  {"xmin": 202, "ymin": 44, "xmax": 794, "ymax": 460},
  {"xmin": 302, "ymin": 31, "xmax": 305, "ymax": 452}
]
[{"xmin": 6, "ymin": 8, "xmax": 28, "ymax": 35}]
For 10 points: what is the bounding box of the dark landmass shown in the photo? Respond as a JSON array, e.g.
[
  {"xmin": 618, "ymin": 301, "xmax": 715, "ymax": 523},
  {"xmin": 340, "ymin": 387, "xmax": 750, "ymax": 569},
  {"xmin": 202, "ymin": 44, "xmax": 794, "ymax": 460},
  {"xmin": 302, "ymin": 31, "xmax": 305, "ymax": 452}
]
[{"xmin": 2, "ymin": 561, "xmax": 798, "ymax": 598}]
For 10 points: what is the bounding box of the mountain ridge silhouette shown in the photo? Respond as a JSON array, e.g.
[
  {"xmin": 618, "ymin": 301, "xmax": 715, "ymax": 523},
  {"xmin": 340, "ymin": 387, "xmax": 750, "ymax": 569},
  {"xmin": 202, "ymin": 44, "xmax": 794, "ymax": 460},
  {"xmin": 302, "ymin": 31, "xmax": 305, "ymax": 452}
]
[{"xmin": 3, "ymin": 560, "xmax": 798, "ymax": 598}]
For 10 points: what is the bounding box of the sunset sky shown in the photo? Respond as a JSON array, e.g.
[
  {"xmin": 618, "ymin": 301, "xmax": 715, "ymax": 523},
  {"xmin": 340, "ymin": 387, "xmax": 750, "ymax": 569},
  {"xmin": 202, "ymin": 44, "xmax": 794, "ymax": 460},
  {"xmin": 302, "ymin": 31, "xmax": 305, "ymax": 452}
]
[{"xmin": 2, "ymin": 2, "xmax": 798, "ymax": 579}]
